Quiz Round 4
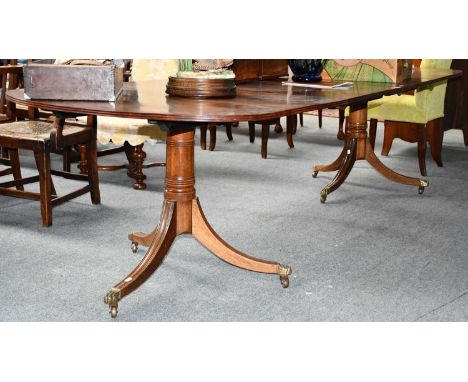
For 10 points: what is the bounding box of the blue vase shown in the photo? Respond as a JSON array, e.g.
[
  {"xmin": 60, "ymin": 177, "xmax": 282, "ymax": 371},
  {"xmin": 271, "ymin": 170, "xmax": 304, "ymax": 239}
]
[{"xmin": 288, "ymin": 59, "xmax": 324, "ymax": 82}]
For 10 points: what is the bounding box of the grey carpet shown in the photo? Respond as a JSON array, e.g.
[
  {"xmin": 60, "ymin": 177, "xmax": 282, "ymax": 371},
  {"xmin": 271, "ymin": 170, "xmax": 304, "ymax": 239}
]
[{"xmin": 1, "ymin": 114, "xmax": 467, "ymax": 321}]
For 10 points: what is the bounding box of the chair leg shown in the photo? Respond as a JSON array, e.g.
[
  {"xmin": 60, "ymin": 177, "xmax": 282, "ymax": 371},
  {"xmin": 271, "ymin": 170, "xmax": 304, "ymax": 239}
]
[
  {"xmin": 427, "ymin": 119, "xmax": 444, "ymax": 167},
  {"xmin": 299, "ymin": 113, "xmax": 304, "ymax": 127},
  {"xmin": 249, "ymin": 122, "xmax": 255, "ymax": 143},
  {"xmin": 208, "ymin": 124, "xmax": 216, "ymax": 151},
  {"xmin": 200, "ymin": 125, "xmax": 207, "ymax": 150},
  {"xmin": 369, "ymin": 118, "xmax": 378, "ymax": 150},
  {"xmin": 225, "ymin": 123, "xmax": 233, "ymax": 141},
  {"xmin": 34, "ymin": 148, "xmax": 52, "ymax": 227},
  {"xmin": 86, "ymin": 126, "xmax": 101, "ymax": 203},
  {"xmin": 417, "ymin": 124, "xmax": 427, "ymax": 176},
  {"xmin": 286, "ymin": 115, "xmax": 295, "ymax": 148},
  {"xmin": 318, "ymin": 109, "xmax": 323, "ymax": 128},
  {"xmin": 62, "ymin": 147, "xmax": 71, "ymax": 172},
  {"xmin": 463, "ymin": 123, "xmax": 468, "ymax": 147},
  {"xmin": 8, "ymin": 148, "xmax": 23, "ymax": 191},
  {"xmin": 261, "ymin": 124, "xmax": 269, "ymax": 159},
  {"xmin": 381, "ymin": 122, "xmax": 395, "ymax": 156}
]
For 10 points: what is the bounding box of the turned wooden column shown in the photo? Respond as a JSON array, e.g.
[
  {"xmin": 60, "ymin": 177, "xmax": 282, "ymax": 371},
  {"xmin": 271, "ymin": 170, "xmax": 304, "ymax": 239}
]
[
  {"xmin": 347, "ymin": 104, "xmax": 368, "ymax": 159},
  {"xmin": 165, "ymin": 127, "xmax": 196, "ymax": 234}
]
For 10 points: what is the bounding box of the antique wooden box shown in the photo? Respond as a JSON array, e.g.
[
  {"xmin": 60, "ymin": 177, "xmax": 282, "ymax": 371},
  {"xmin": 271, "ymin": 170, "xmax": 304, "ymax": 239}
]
[
  {"xmin": 23, "ymin": 64, "xmax": 124, "ymax": 101},
  {"xmin": 323, "ymin": 59, "xmax": 413, "ymax": 83}
]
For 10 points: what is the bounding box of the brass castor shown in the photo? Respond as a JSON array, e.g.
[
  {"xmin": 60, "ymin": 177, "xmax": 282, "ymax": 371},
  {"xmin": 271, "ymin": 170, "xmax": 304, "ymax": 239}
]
[
  {"xmin": 104, "ymin": 288, "xmax": 121, "ymax": 319},
  {"xmin": 280, "ymin": 275, "xmax": 289, "ymax": 288},
  {"xmin": 312, "ymin": 170, "xmax": 318, "ymax": 178},
  {"xmin": 418, "ymin": 185, "xmax": 425, "ymax": 195},
  {"xmin": 131, "ymin": 242, "xmax": 138, "ymax": 253},
  {"xmin": 110, "ymin": 305, "xmax": 118, "ymax": 318},
  {"xmin": 320, "ymin": 194, "xmax": 327, "ymax": 203}
]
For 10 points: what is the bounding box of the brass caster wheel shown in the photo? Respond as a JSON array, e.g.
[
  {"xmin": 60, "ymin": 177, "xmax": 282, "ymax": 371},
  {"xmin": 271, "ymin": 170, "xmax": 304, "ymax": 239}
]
[
  {"xmin": 131, "ymin": 242, "xmax": 138, "ymax": 253},
  {"xmin": 280, "ymin": 276, "xmax": 289, "ymax": 288},
  {"xmin": 418, "ymin": 185, "xmax": 425, "ymax": 195},
  {"xmin": 110, "ymin": 305, "xmax": 118, "ymax": 318},
  {"xmin": 312, "ymin": 170, "xmax": 318, "ymax": 178},
  {"xmin": 104, "ymin": 288, "xmax": 121, "ymax": 319},
  {"xmin": 320, "ymin": 194, "xmax": 327, "ymax": 203}
]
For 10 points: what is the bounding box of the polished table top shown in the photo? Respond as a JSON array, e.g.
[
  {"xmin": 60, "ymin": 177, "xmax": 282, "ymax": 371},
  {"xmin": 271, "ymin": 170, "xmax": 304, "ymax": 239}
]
[{"xmin": 8, "ymin": 68, "xmax": 462, "ymax": 123}]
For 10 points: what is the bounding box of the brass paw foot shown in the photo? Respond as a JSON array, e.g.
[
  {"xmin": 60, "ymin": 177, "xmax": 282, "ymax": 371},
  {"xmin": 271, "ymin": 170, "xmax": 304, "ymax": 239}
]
[
  {"xmin": 278, "ymin": 264, "xmax": 292, "ymax": 288},
  {"xmin": 320, "ymin": 187, "xmax": 329, "ymax": 203},
  {"xmin": 418, "ymin": 180, "xmax": 428, "ymax": 195},
  {"xmin": 104, "ymin": 288, "xmax": 121, "ymax": 318},
  {"xmin": 131, "ymin": 242, "xmax": 138, "ymax": 253}
]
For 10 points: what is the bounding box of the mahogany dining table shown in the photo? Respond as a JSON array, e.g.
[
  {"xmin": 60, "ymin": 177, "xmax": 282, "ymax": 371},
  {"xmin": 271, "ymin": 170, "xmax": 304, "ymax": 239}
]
[{"xmin": 7, "ymin": 67, "xmax": 461, "ymax": 317}]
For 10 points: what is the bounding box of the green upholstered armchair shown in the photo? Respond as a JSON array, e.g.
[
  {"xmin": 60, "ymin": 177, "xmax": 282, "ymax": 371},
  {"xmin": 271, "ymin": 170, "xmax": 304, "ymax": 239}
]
[{"xmin": 366, "ymin": 59, "xmax": 452, "ymax": 176}]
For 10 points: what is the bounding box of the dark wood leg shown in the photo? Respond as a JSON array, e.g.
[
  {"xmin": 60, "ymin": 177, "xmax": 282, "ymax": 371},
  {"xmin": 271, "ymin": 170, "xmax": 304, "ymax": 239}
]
[
  {"xmin": 225, "ymin": 123, "xmax": 233, "ymax": 141},
  {"xmin": 369, "ymin": 118, "xmax": 378, "ymax": 150},
  {"xmin": 8, "ymin": 148, "xmax": 23, "ymax": 191},
  {"xmin": 286, "ymin": 115, "xmax": 295, "ymax": 149},
  {"xmin": 127, "ymin": 143, "xmax": 147, "ymax": 190},
  {"xmin": 366, "ymin": 141, "xmax": 427, "ymax": 192},
  {"xmin": 299, "ymin": 113, "xmax": 304, "ymax": 127},
  {"xmin": 261, "ymin": 123, "xmax": 270, "ymax": 159},
  {"xmin": 85, "ymin": 120, "xmax": 101, "ymax": 204},
  {"xmin": 427, "ymin": 118, "xmax": 443, "ymax": 167},
  {"xmin": 200, "ymin": 125, "xmax": 207, "ymax": 150},
  {"xmin": 248, "ymin": 122, "xmax": 255, "ymax": 143},
  {"xmin": 337, "ymin": 108, "xmax": 345, "ymax": 140},
  {"xmin": 62, "ymin": 147, "xmax": 71, "ymax": 172},
  {"xmin": 124, "ymin": 142, "xmax": 136, "ymax": 179},
  {"xmin": 274, "ymin": 119, "xmax": 283, "ymax": 133},
  {"xmin": 208, "ymin": 124, "xmax": 216, "ymax": 151},
  {"xmin": 318, "ymin": 109, "xmax": 323, "ymax": 128},
  {"xmin": 106, "ymin": 126, "xmax": 291, "ymax": 317},
  {"xmin": 463, "ymin": 123, "xmax": 468, "ymax": 147},
  {"xmin": 381, "ymin": 122, "xmax": 395, "ymax": 156},
  {"xmin": 34, "ymin": 148, "xmax": 52, "ymax": 227},
  {"xmin": 417, "ymin": 124, "xmax": 427, "ymax": 176},
  {"xmin": 312, "ymin": 141, "xmax": 348, "ymax": 177},
  {"xmin": 76, "ymin": 143, "xmax": 88, "ymax": 174},
  {"xmin": 319, "ymin": 139, "xmax": 357, "ymax": 203}
]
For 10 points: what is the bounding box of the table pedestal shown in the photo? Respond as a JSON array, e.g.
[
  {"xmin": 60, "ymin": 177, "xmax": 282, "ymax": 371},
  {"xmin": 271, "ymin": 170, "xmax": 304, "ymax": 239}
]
[
  {"xmin": 312, "ymin": 104, "xmax": 429, "ymax": 202},
  {"xmin": 104, "ymin": 126, "xmax": 291, "ymax": 318}
]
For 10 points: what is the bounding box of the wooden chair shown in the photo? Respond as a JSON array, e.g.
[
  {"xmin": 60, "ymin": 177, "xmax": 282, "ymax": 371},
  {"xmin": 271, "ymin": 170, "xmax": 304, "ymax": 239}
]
[
  {"xmin": 1, "ymin": 60, "xmax": 21, "ymax": 124},
  {"xmin": 366, "ymin": 59, "xmax": 452, "ymax": 176},
  {"xmin": 247, "ymin": 117, "xmax": 295, "ymax": 158},
  {"xmin": 0, "ymin": 65, "xmax": 100, "ymax": 226},
  {"xmin": 199, "ymin": 123, "xmax": 235, "ymax": 151},
  {"xmin": 199, "ymin": 117, "xmax": 296, "ymax": 159}
]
